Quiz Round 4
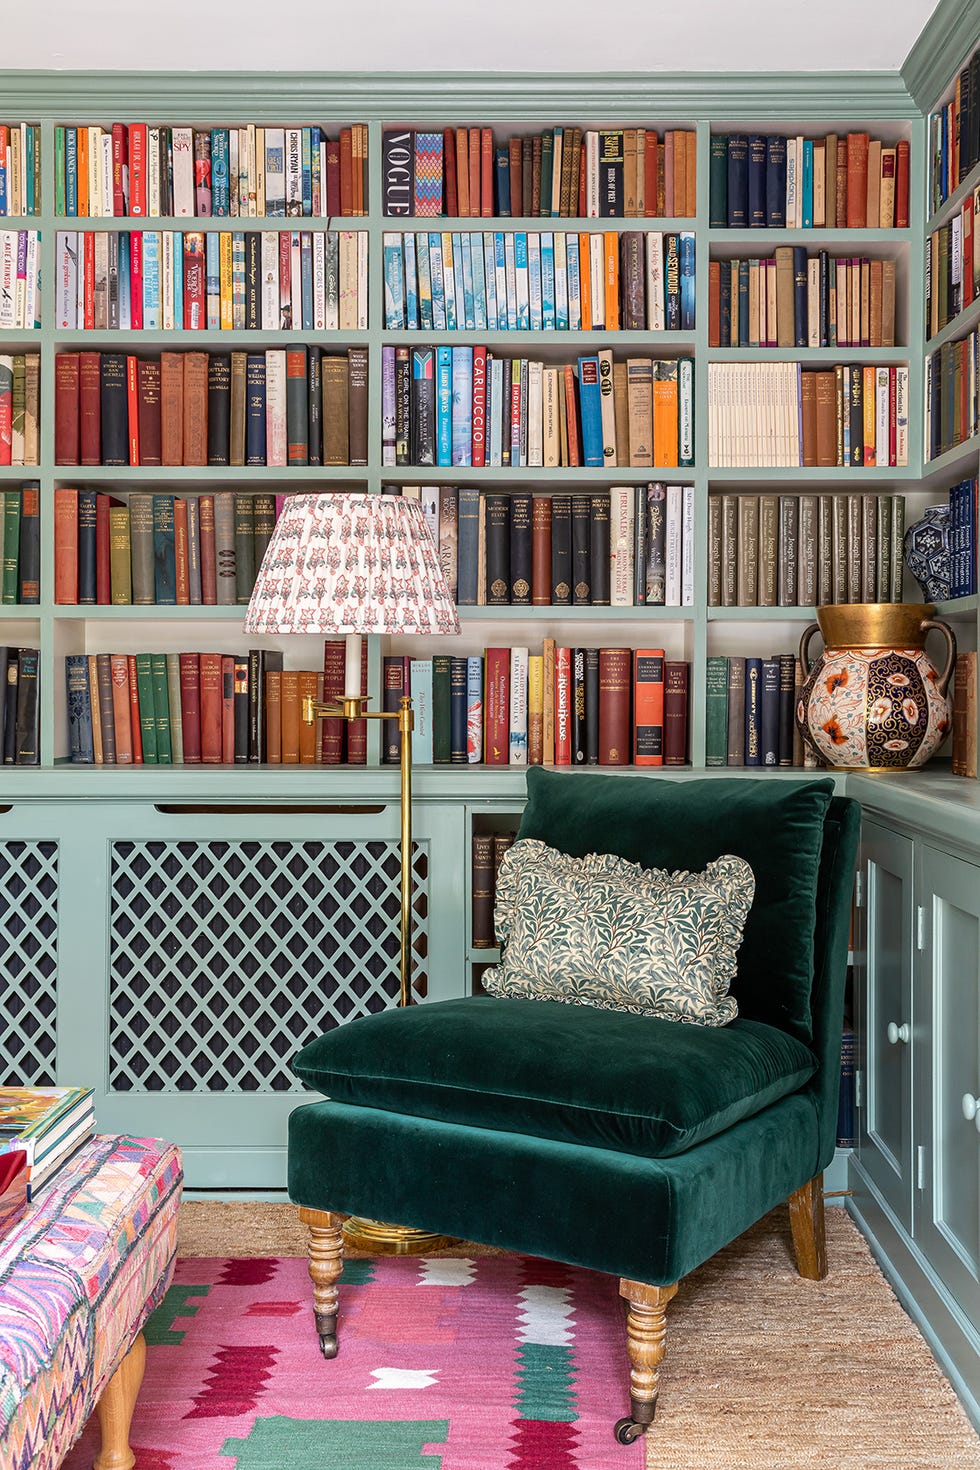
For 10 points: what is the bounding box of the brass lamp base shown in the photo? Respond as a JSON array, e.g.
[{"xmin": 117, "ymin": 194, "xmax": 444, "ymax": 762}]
[{"xmin": 341, "ymin": 1216, "xmax": 456, "ymax": 1254}]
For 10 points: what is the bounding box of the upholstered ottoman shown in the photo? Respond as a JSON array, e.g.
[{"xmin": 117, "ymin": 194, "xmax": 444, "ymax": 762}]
[{"xmin": 0, "ymin": 1133, "xmax": 182, "ymax": 1470}]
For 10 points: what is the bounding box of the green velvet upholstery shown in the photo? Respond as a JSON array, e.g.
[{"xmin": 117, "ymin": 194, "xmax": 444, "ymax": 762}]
[{"xmin": 293, "ymin": 999, "xmax": 817, "ymax": 1158}]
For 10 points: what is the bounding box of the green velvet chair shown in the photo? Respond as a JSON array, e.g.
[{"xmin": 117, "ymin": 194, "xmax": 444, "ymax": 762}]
[{"xmin": 288, "ymin": 770, "xmax": 860, "ymax": 1443}]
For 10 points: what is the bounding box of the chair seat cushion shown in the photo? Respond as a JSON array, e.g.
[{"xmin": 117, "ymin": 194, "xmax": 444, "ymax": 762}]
[{"xmin": 291, "ymin": 997, "xmax": 818, "ymax": 1160}]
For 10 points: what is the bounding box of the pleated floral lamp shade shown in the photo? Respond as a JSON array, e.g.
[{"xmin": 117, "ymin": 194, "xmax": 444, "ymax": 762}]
[{"xmin": 243, "ymin": 493, "xmax": 460, "ymax": 694}]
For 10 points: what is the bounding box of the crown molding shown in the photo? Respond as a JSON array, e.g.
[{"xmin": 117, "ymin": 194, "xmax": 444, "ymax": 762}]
[{"xmin": 903, "ymin": 0, "xmax": 980, "ymax": 111}]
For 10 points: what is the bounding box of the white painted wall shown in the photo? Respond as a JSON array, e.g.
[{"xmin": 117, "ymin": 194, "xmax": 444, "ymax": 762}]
[{"xmin": 2, "ymin": 0, "xmax": 942, "ymax": 73}]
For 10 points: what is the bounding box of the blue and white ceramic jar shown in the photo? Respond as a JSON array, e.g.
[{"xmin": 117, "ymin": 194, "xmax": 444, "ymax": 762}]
[{"xmin": 903, "ymin": 503, "xmax": 951, "ymax": 603}]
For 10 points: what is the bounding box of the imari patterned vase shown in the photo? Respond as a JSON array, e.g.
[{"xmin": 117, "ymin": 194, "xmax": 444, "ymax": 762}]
[{"xmin": 797, "ymin": 603, "xmax": 956, "ymax": 770}]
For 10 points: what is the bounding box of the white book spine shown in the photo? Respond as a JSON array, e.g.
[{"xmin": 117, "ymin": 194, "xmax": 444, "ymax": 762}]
[
  {"xmin": 86, "ymin": 127, "xmax": 102, "ymax": 218},
  {"xmin": 807, "ymin": 259, "xmax": 820, "ymax": 347},
  {"xmin": 324, "ymin": 231, "xmax": 339, "ymax": 330},
  {"xmin": 161, "ymin": 230, "xmax": 175, "ymax": 330},
  {"xmin": 285, "ymin": 129, "xmax": 303, "ymax": 215},
  {"xmin": 503, "ymin": 234, "xmax": 518, "ymax": 330},
  {"xmin": 420, "ymin": 485, "xmax": 440, "ymax": 548},
  {"xmin": 786, "ymin": 144, "xmax": 798, "ymax": 231},
  {"xmin": 24, "ymin": 230, "xmax": 38, "ymax": 331},
  {"xmin": 589, "ymin": 234, "xmax": 605, "ymax": 328},
  {"xmin": 265, "ymin": 349, "xmax": 288, "ymax": 466},
  {"xmin": 665, "ymin": 484, "xmax": 683, "ymax": 605},
  {"xmin": 952, "ymin": 214, "xmax": 963, "ymax": 314},
  {"xmin": 896, "ymin": 366, "xmax": 909, "ymax": 466},
  {"xmin": 0, "ymin": 233, "xmax": 14, "ymax": 328},
  {"xmin": 357, "ymin": 230, "xmax": 368, "ymax": 329},
  {"xmin": 876, "ymin": 366, "xmax": 890, "ymax": 466},
  {"xmin": 610, "ymin": 486, "xmax": 635, "ymax": 606},
  {"xmin": 509, "ymin": 647, "xmax": 529, "ymax": 765},
  {"xmin": 261, "ymin": 231, "xmax": 279, "ymax": 330},
  {"xmin": 597, "ymin": 348, "xmax": 617, "ymax": 466},
  {"xmin": 489, "ymin": 357, "xmax": 504, "ymax": 467},
  {"xmin": 339, "ymin": 230, "xmax": 358, "ymax": 330},
  {"xmin": 527, "ymin": 359, "xmax": 544, "ymax": 467},
  {"xmin": 313, "ymin": 231, "xmax": 326, "ymax": 330},
  {"xmin": 147, "ymin": 128, "xmax": 161, "ymax": 217},
  {"xmin": 483, "ymin": 233, "xmax": 498, "ymax": 330},
  {"xmin": 554, "ymin": 230, "xmax": 568, "ymax": 329},
  {"xmin": 171, "ymin": 127, "xmax": 194, "ymax": 216},
  {"xmin": 493, "ymin": 232, "xmax": 507, "ymax": 331},
  {"xmin": 681, "ymin": 483, "xmax": 695, "ymax": 606},
  {"xmin": 645, "ymin": 232, "xmax": 665, "ymax": 331},
  {"xmin": 679, "ymin": 358, "xmax": 694, "ymax": 466},
  {"xmin": 586, "ymin": 131, "xmax": 600, "ymax": 217},
  {"xmin": 567, "ymin": 233, "xmax": 582, "ymax": 329},
  {"xmin": 57, "ymin": 231, "xmax": 77, "ymax": 329},
  {"xmin": 288, "ymin": 229, "xmax": 301, "ymax": 327},
  {"xmin": 100, "ymin": 131, "xmax": 113, "ymax": 216}
]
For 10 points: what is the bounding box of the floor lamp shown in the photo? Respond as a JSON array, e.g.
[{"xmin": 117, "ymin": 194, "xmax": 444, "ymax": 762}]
[{"xmin": 243, "ymin": 492, "xmax": 460, "ymax": 1253}]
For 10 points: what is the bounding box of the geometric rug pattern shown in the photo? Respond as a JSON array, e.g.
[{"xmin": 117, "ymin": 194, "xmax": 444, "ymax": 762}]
[{"xmin": 62, "ymin": 1254, "xmax": 642, "ymax": 1469}]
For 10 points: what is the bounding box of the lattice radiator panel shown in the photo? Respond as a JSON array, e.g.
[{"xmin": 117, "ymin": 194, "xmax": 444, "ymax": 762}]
[
  {"xmin": 108, "ymin": 838, "xmax": 429, "ymax": 1093},
  {"xmin": 0, "ymin": 841, "xmax": 59, "ymax": 1086}
]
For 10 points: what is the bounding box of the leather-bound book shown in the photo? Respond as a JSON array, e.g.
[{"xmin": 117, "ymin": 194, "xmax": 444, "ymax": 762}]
[
  {"xmin": 777, "ymin": 495, "xmax": 799, "ymax": 606},
  {"xmin": 234, "ymin": 495, "xmax": 255, "ymax": 605},
  {"xmin": 571, "ymin": 494, "xmax": 591, "ymax": 605},
  {"xmin": 77, "ymin": 490, "xmax": 97, "ymax": 605},
  {"xmin": 550, "ymin": 494, "xmax": 571, "ymax": 605},
  {"xmin": 320, "ymin": 641, "xmax": 346, "ymax": 764},
  {"xmin": 347, "ymin": 346, "xmax": 368, "ymax": 466},
  {"xmin": 55, "ymin": 352, "xmax": 80, "ymax": 464},
  {"xmin": 285, "ymin": 346, "xmax": 309, "ymax": 466},
  {"xmin": 590, "ymin": 492, "xmax": 611, "ymax": 605},
  {"xmin": 229, "ymin": 655, "xmax": 249, "ymax": 763},
  {"xmin": 79, "ymin": 351, "xmax": 102, "ymax": 466},
  {"xmin": 346, "ymin": 640, "xmax": 369, "ymax": 765},
  {"xmin": 129, "ymin": 493, "xmax": 155, "ymax": 605},
  {"xmin": 484, "ymin": 494, "xmax": 510, "ymax": 605},
  {"xmin": 109, "ymin": 654, "xmax": 133, "ymax": 764},
  {"xmin": 307, "ymin": 346, "xmax": 322, "ymax": 466},
  {"xmin": 815, "ymin": 371, "xmax": 837, "ymax": 467},
  {"xmin": 94, "ymin": 653, "xmax": 115, "ymax": 764},
  {"xmin": 633, "ymin": 649, "xmax": 664, "ymax": 766},
  {"xmin": 152, "ymin": 496, "xmax": 176, "ymax": 605},
  {"xmin": 484, "ymin": 648, "xmax": 510, "ymax": 766},
  {"xmin": 279, "ymin": 671, "xmax": 301, "ymax": 765},
  {"xmin": 263, "ymin": 667, "xmax": 281, "ymax": 765},
  {"xmin": 207, "ymin": 354, "xmax": 230, "ymax": 465},
  {"xmin": 109, "ymin": 503, "xmax": 131, "ymax": 606},
  {"xmin": 199, "ymin": 652, "xmax": 223, "ymax": 764},
  {"xmin": 798, "ymin": 494, "xmax": 819, "ymax": 607},
  {"xmin": 598, "ymin": 647, "xmax": 631, "ymax": 766},
  {"xmin": 509, "ymin": 491, "xmax": 532, "ymax": 606},
  {"xmin": 952, "ymin": 652, "xmax": 978, "ymax": 778},
  {"xmin": 297, "ymin": 669, "xmax": 318, "ymax": 764},
  {"xmin": 861, "ymin": 494, "xmax": 878, "ymax": 603},
  {"xmin": 846, "ymin": 493, "xmax": 862, "ymax": 602},
  {"xmin": 100, "ymin": 352, "xmax": 128, "ymax": 466},
  {"xmin": 778, "ymin": 654, "xmax": 796, "ymax": 767},
  {"xmin": 582, "ymin": 647, "xmax": 600, "ymax": 765},
  {"xmin": 244, "ymin": 353, "xmax": 267, "ymax": 466},
  {"xmin": 322, "ymin": 355, "xmax": 350, "ymax": 465},
  {"xmin": 54, "ymin": 487, "xmax": 78, "ymax": 604},
  {"xmin": 137, "ymin": 358, "xmax": 162, "ymax": 466},
  {"xmin": 229, "ymin": 350, "xmax": 247, "ymax": 466},
  {"xmin": 471, "ymin": 832, "xmax": 495, "ymax": 949},
  {"xmin": 198, "ymin": 495, "xmax": 216, "ymax": 604},
  {"xmin": 450, "ymin": 656, "xmax": 468, "ymax": 764},
  {"xmin": 736, "ymin": 495, "xmax": 759, "ymax": 606},
  {"xmin": 774, "ymin": 247, "xmax": 795, "ymax": 348},
  {"xmin": 726, "ymin": 657, "xmax": 746, "ymax": 765},
  {"xmin": 16, "ymin": 484, "xmax": 39, "ymax": 607},
  {"xmin": 800, "ymin": 371, "xmax": 817, "ymax": 467},
  {"xmin": 160, "ymin": 352, "xmax": 184, "ymax": 466},
  {"xmin": 846, "ymin": 133, "xmax": 869, "ymax": 228},
  {"xmin": 213, "ymin": 492, "xmax": 236, "ymax": 606},
  {"xmin": 760, "ymin": 658, "xmax": 780, "ymax": 766},
  {"xmin": 531, "ymin": 495, "xmax": 552, "ymax": 605},
  {"xmin": 758, "ymin": 494, "xmax": 779, "ymax": 607},
  {"xmin": 382, "ymin": 656, "xmax": 405, "ymax": 764},
  {"xmin": 253, "ymin": 495, "xmax": 275, "ymax": 578},
  {"xmin": 134, "ymin": 654, "xmax": 156, "ymax": 764},
  {"xmin": 173, "ymin": 497, "xmax": 189, "ymax": 604},
  {"xmin": 13, "ymin": 649, "xmax": 38, "ymax": 766}
]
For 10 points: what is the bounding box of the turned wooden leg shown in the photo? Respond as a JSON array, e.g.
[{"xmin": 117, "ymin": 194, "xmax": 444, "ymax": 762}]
[
  {"xmin": 93, "ymin": 1331, "xmax": 146, "ymax": 1470},
  {"xmin": 788, "ymin": 1172, "xmax": 828, "ymax": 1281},
  {"xmin": 298, "ymin": 1206, "xmax": 345, "ymax": 1359},
  {"xmin": 614, "ymin": 1279, "xmax": 678, "ymax": 1443}
]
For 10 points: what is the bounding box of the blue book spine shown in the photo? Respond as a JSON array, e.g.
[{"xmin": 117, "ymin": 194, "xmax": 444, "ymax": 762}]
[
  {"xmin": 450, "ymin": 657, "xmax": 469, "ymax": 763},
  {"xmin": 567, "ymin": 234, "xmax": 581, "ymax": 330},
  {"xmin": 443, "ymin": 234, "xmax": 458, "ymax": 330},
  {"xmin": 404, "ymin": 231, "xmax": 419, "ymax": 329},
  {"xmin": 488, "ymin": 357, "xmax": 504, "ymax": 467},
  {"xmin": 458, "ymin": 232, "xmax": 474, "ymax": 329},
  {"xmin": 436, "ymin": 346, "xmax": 453, "ymax": 466},
  {"xmin": 503, "ymin": 233, "xmax": 518, "ymax": 330},
  {"xmin": 466, "ymin": 656, "xmax": 484, "ymax": 763},
  {"xmin": 245, "ymin": 353, "xmax": 268, "ymax": 465},
  {"xmin": 457, "ymin": 487, "xmax": 481, "ymax": 605},
  {"xmin": 451, "ymin": 231, "xmax": 465, "ymax": 325},
  {"xmin": 211, "ymin": 129, "xmax": 229, "ymax": 216},
  {"xmin": 383, "ymin": 233, "xmax": 405, "ymax": 328},
  {"xmin": 143, "ymin": 232, "xmax": 160, "ymax": 329},
  {"xmin": 679, "ymin": 233, "xmax": 696, "ymax": 331},
  {"xmin": 65, "ymin": 129, "xmax": 77, "ymax": 216},
  {"xmin": 765, "ymin": 136, "xmax": 787, "ymax": 227},
  {"xmin": 793, "ymin": 246, "xmax": 808, "ymax": 349},
  {"xmin": 494, "ymin": 147, "xmax": 510, "ymax": 216},
  {"xmin": 577, "ymin": 355, "xmax": 604, "ymax": 467},
  {"xmin": 416, "ymin": 234, "xmax": 433, "ymax": 330},
  {"xmin": 451, "ymin": 346, "xmax": 473, "ymax": 467},
  {"xmin": 514, "ymin": 231, "xmax": 530, "ymax": 330},
  {"xmin": 310, "ymin": 126, "xmax": 321, "ymax": 213},
  {"xmin": 206, "ymin": 232, "xmax": 220, "ymax": 329},
  {"xmin": 971, "ymin": 480, "xmax": 978, "ymax": 595},
  {"xmin": 483, "ymin": 234, "xmax": 498, "ymax": 330},
  {"xmin": 540, "ymin": 232, "xmax": 555, "ymax": 329},
  {"xmin": 527, "ymin": 232, "xmax": 542, "ymax": 329},
  {"xmin": 493, "ymin": 232, "xmax": 508, "ymax": 329},
  {"xmin": 727, "ymin": 134, "xmax": 748, "ymax": 228},
  {"xmin": 953, "ymin": 481, "xmax": 964, "ymax": 598},
  {"xmin": 471, "ymin": 232, "xmax": 488, "ymax": 330},
  {"xmin": 173, "ymin": 233, "xmax": 184, "ymax": 329},
  {"xmin": 152, "ymin": 495, "xmax": 177, "ymax": 604},
  {"xmin": 744, "ymin": 657, "xmax": 763, "ymax": 765},
  {"xmin": 301, "ymin": 128, "xmax": 313, "ymax": 216},
  {"xmin": 65, "ymin": 654, "xmax": 95, "ymax": 764},
  {"xmin": 760, "ymin": 659, "xmax": 780, "ymax": 765},
  {"xmin": 802, "ymin": 139, "xmax": 814, "ymax": 228},
  {"xmin": 78, "ymin": 490, "xmax": 98, "ymax": 604},
  {"xmin": 747, "ymin": 135, "xmax": 766, "ymax": 227},
  {"xmin": 118, "ymin": 233, "xmax": 132, "ymax": 330},
  {"xmin": 428, "ymin": 234, "xmax": 447, "ymax": 330}
]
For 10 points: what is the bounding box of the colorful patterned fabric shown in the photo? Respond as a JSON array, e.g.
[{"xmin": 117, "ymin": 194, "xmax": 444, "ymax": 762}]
[
  {"xmin": 0, "ymin": 1134, "xmax": 182, "ymax": 1470},
  {"xmin": 62, "ymin": 1253, "xmax": 643, "ymax": 1470},
  {"xmin": 484, "ymin": 838, "xmax": 755, "ymax": 1025}
]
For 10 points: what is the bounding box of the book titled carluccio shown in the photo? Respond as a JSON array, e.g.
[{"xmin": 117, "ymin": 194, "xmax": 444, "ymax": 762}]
[{"xmin": 0, "ymin": 1086, "xmax": 96, "ymax": 1198}]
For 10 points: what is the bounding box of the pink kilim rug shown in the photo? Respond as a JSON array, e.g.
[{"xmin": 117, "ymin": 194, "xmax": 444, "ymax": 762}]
[{"xmin": 63, "ymin": 1253, "xmax": 645, "ymax": 1469}]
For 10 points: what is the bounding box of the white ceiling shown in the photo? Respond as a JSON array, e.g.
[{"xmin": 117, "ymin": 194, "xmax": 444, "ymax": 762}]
[{"xmin": 2, "ymin": 0, "xmax": 945, "ymax": 73}]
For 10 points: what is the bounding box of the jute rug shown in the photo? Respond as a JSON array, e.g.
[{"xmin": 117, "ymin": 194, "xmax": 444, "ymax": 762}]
[{"xmin": 173, "ymin": 1201, "xmax": 980, "ymax": 1469}]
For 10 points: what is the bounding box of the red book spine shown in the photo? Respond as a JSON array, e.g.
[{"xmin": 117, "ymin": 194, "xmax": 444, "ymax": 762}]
[
  {"xmin": 178, "ymin": 652, "xmax": 202, "ymax": 764},
  {"xmin": 79, "ymin": 350, "xmax": 101, "ymax": 466},
  {"xmin": 964, "ymin": 201, "xmax": 974, "ymax": 308},
  {"xmin": 471, "ymin": 346, "xmax": 487, "ymax": 468},
  {"xmin": 199, "ymin": 652, "xmax": 223, "ymax": 763},
  {"xmin": 174, "ymin": 497, "xmax": 190, "ymax": 604},
  {"xmin": 325, "ymin": 140, "xmax": 341, "ymax": 217},
  {"xmin": 708, "ymin": 259, "xmax": 721, "ymax": 347},
  {"xmin": 846, "ymin": 133, "xmax": 869, "ymax": 228},
  {"xmin": 83, "ymin": 231, "xmax": 95, "ymax": 329},
  {"xmin": 644, "ymin": 132, "xmax": 658, "ymax": 217},
  {"xmin": 339, "ymin": 128, "xmax": 353, "ymax": 217},
  {"xmin": 129, "ymin": 124, "xmax": 147, "ymax": 216},
  {"xmin": 54, "ymin": 487, "xmax": 78, "ymax": 603},
  {"xmin": 554, "ymin": 646, "xmax": 572, "ymax": 765},
  {"xmin": 578, "ymin": 142, "xmax": 587, "ymax": 216},
  {"xmin": 468, "ymin": 127, "xmax": 480, "ymax": 217},
  {"xmin": 346, "ymin": 640, "xmax": 368, "ymax": 764},
  {"xmin": 95, "ymin": 491, "xmax": 111, "ymax": 604},
  {"xmin": 598, "ymin": 647, "xmax": 632, "ymax": 766},
  {"xmin": 129, "ymin": 231, "xmax": 143, "ymax": 330},
  {"xmin": 199, "ymin": 494, "xmax": 217, "ymax": 605},
  {"xmin": 484, "ymin": 647, "xmax": 510, "ymax": 765},
  {"xmin": 889, "ymin": 365, "xmax": 898, "ymax": 467},
  {"xmin": 562, "ymin": 364, "xmax": 580, "ymax": 465},
  {"xmin": 320, "ymin": 639, "xmax": 346, "ymax": 764},
  {"xmin": 481, "ymin": 128, "xmax": 494, "ymax": 218},
  {"xmin": 663, "ymin": 660, "xmax": 689, "ymax": 766},
  {"xmin": 664, "ymin": 131, "xmax": 675, "ymax": 217},
  {"xmin": 111, "ymin": 123, "xmax": 127, "ymax": 216},
  {"xmin": 633, "ymin": 648, "xmax": 665, "ymax": 766},
  {"xmin": 508, "ymin": 136, "xmax": 522, "ymax": 216},
  {"xmin": 127, "ymin": 656, "xmax": 143, "ymax": 764},
  {"xmin": 55, "ymin": 353, "xmax": 80, "ymax": 465},
  {"xmin": 110, "ymin": 654, "xmax": 134, "ymax": 764},
  {"xmin": 126, "ymin": 354, "xmax": 140, "ymax": 465},
  {"xmin": 895, "ymin": 139, "xmax": 910, "ymax": 229},
  {"xmin": 443, "ymin": 127, "xmax": 458, "ymax": 216},
  {"xmin": 221, "ymin": 654, "xmax": 235, "ymax": 764}
]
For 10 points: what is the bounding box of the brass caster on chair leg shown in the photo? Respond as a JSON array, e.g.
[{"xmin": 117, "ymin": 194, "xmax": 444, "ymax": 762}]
[
  {"xmin": 315, "ymin": 1312, "xmax": 338, "ymax": 1359},
  {"xmin": 614, "ymin": 1417, "xmax": 647, "ymax": 1444}
]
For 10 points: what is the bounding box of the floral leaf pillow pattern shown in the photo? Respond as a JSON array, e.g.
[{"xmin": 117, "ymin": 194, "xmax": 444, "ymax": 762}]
[{"xmin": 483, "ymin": 838, "xmax": 755, "ymax": 1026}]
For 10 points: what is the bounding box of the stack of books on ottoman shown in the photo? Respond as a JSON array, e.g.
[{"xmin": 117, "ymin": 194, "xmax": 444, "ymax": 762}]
[{"xmin": 0, "ymin": 1086, "xmax": 95, "ymax": 1232}]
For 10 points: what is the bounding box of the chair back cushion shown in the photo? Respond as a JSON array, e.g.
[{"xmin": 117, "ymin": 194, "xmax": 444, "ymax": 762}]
[{"xmin": 518, "ymin": 770, "xmax": 835, "ymax": 1044}]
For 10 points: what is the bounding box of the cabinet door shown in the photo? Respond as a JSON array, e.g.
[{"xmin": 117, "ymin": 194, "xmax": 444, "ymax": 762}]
[
  {"xmin": 856, "ymin": 820, "xmax": 915, "ymax": 1232},
  {"xmin": 915, "ymin": 844, "xmax": 980, "ymax": 1320}
]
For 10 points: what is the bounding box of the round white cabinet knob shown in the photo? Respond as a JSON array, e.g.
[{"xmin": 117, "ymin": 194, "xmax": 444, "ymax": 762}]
[
  {"xmin": 886, "ymin": 1022, "xmax": 910, "ymax": 1045},
  {"xmin": 962, "ymin": 1093, "xmax": 980, "ymax": 1126}
]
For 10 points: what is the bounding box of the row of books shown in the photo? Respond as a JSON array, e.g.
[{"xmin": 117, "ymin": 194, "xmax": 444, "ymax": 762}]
[
  {"xmin": 707, "ymin": 362, "xmax": 910, "ymax": 469},
  {"xmin": 705, "ymin": 654, "xmax": 816, "ymax": 768},
  {"xmin": 708, "ymin": 252, "xmax": 898, "ymax": 350},
  {"xmin": 54, "ymin": 347, "xmax": 369, "ymax": 468},
  {"xmin": 0, "ymin": 648, "xmax": 39, "ymax": 764},
  {"xmin": 0, "ymin": 126, "xmax": 38, "ymax": 217},
  {"xmin": 384, "ymin": 346, "xmax": 694, "ymax": 470},
  {"xmin": 382, "ymin": 229, "xmax": 695, "ymax": 334},
  {"xmin": 929, "ymin": 50, "xmax": 980, "ymax": 212},
  {"xmin": 0, "ymin": 486, "xmax": 39, "ymax": 604},
  {"xmin": 0, "ymin": 231, "xmax": 40, "ymax": 329},
  {"xmin": 926, "ymin": 332, "xmax": 978, "ymax": 462},
  {"xmin": 55, "ymin": 228, "xmax": 368, "ymax": 333},
  {"xmin": 381, "ymin": 127, "xmax": 697, "ymax": 220},
  {"xmin": 708, "ymin": 492, "xmax": 907, "ymax": 608},
  {"xmin": 54, "ymin": 489, "xmax": 278, "ymax": 608},
  {"xmin": 953, "ymin": 652, "xmax": 978, "ymax": 778},
  {"xmin": 66, "ymin": 649, "xmax": 331, "ymax": 765},
  {"xmin": 0, "ymin": 1088, "xmax": 95, "ymax": 1203},
  {"xmin": 54, "ymin": 123, "xmax": 369, "ymax": 219},
  {"xmin": 926, "ymin": 202, "xmax": 980, "ymax": 340},
  {"xmin": 944, "ymin": 478, "xmax": 979, "ymax": 600},
  {"xmin": 710, "ymin": 132, "xmax": 910, "ymax": 230},
  {"xmin": 471, "ymin": 829, "xmax": 516, "ymax": 950},
  {"xmin": 380, "ymin": 646, "xmax": 690, "ymax": 767},
  {"xmin": 0, "ymin": 353, "xmax": 39, "ymax": 467}
]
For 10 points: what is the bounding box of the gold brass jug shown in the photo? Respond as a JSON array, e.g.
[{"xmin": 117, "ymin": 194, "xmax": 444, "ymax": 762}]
[{"xmin": 797, "ymin": 604, "xmax": 956, "ymax": 771}]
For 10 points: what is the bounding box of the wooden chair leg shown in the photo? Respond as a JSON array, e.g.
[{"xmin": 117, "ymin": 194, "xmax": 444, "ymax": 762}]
[
  {"xmin": 615, "ymin": 1278, "xmax": 678, "ymax": 1443},
  {"xmin": 298, "ymin": 1206, "xmax": 345, "ymax": 1358},
  {"xmin": 93, "ymin": 1330, "xmax": 146, "ymax": 1470},
  {"xmin": 788, "ymin": 1172, "xmax": 828, "ymax": 1280}
]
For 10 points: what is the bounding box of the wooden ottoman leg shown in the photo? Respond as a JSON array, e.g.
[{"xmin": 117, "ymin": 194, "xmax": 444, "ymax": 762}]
[
  {"xmin": 615, "ymin": 1279, "xmax": 678, "ymax": 1443},
  {"xmin": 94, "ymin": 1330, "xmax": 146, "ymax": 1470},
  {"xmin": 788, "ymin": 1172, "xmax": 828, "ymax": 1281},
  {"xmin": 298, "ymin": 1207, "xmax": 345, "ymax": 1359}
]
